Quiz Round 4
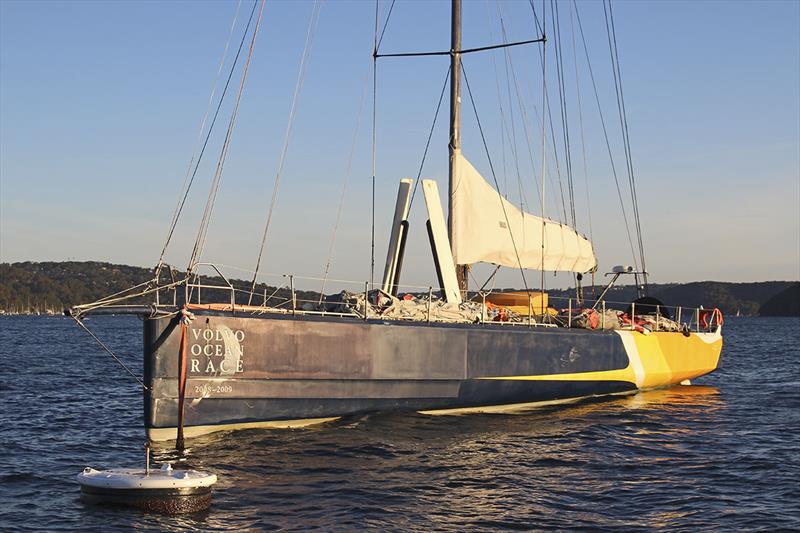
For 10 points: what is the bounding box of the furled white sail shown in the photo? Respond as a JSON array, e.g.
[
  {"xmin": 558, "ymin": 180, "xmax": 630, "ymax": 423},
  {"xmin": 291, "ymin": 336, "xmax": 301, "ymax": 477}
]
[{"xmin": 451, "ymin": 150, "xmax": 597, "ymax": 273}]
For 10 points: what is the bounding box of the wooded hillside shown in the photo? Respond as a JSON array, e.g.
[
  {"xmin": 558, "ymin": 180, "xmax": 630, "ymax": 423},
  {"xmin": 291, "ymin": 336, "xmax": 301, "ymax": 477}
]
[{"xmin": 0, "ymin": 261, "xmax": 796, "ymax": 316}]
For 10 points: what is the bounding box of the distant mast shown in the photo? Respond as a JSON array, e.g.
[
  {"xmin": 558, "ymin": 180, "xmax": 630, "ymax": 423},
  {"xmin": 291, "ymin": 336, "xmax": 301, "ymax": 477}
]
[{"xmin": 448, "ymin": 0, "xmax": 468, "ymax": 295}]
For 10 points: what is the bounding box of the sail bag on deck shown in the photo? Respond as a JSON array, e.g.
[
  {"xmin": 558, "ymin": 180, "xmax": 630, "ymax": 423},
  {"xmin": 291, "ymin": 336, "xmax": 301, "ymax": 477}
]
[{"xmin": 451, "ymin": 150, "xmax": 597, "ymax": 273}]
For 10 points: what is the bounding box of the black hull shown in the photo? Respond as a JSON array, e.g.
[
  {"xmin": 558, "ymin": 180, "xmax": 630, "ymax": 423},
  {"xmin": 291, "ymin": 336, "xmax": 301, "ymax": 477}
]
[
  {"xmin": 80, "ymin": 485, "xmax": 212, "ymax": 514},
  {"xmin": 143, "ymin": 310, "xmax": 641, "ymax": 440}
]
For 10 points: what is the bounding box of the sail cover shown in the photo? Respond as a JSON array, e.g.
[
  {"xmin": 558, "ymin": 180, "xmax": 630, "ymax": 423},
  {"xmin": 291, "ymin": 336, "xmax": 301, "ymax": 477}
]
[{"xmin": 451, "ymin": 150, "xmax": 597, "ymax": 273}]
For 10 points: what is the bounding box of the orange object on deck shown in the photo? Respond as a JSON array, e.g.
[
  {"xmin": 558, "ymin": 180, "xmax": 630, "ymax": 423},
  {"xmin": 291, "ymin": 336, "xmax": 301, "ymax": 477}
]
[
  {"xmin": 186, "ymin": 303, "xmax": 269, "ymax": 313},
  {"xmin": 484, "ymin": 291, "xmax": 549, "ymax": 316}
]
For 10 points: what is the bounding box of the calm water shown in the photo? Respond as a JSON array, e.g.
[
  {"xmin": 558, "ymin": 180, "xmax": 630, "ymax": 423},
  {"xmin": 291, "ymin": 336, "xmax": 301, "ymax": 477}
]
[{"xmin": 1, "ymin": 316, "xmax": 798, "ymax": 531}]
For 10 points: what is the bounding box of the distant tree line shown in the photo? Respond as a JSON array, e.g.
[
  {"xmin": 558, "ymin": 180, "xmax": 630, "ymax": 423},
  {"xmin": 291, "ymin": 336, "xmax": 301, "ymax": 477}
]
[
  {"xmin": 0, "ymin": 261, "xmax": 318, "ymax": 314},
  {"xmin": 0, "ymin": 261, "xmax": 797, "ymax": 316},
  {"xmin": 546, "ymin": 280, "xmax": 797, "ymax": 316},
  {"xmin": 758, "ymin": 283, "xmax": 800, "ymax": 316}
]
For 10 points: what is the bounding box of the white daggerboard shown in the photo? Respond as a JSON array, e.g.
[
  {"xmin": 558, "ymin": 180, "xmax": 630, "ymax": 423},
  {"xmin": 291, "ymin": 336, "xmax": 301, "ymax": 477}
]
[
  {"xmin": 422, "ymin": 179, "xmax": 462, "ymax": 304},
  {"xmin": 381, "ymin": 179, "xmax": 413, "ymax": 294}
]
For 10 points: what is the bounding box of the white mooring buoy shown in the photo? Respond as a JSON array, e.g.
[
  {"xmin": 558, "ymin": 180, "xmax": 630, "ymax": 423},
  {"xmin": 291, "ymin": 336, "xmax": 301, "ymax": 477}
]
[{"xmin": 77, "ymin": 443, "xmax": 217, "ymax": 514}]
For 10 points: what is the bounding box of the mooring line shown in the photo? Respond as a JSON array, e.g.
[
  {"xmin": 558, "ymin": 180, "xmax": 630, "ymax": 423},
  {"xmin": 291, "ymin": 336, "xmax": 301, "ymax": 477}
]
[{"xmin": 72, "ymin": 316, "xmax": 149, "ymax": 391}]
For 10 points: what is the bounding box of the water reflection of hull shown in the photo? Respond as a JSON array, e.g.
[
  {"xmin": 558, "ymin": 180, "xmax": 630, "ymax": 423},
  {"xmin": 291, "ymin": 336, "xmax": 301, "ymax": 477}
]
[
  {"xmin": 620, "ymin": 385, "xmax": 721, "ymax": 408},
  {"xmin": 143, "ymin": 310, "xmax": 723, "ymax": 441}
]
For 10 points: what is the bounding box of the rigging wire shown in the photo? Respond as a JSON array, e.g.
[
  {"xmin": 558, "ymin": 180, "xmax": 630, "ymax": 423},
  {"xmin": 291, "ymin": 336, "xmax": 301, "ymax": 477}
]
[
  {"xmin": 504, "ymin": 1, "xmax": 574, "ymax": 232},
  {"xmin": 318, "ymin": 69, "xmax": 371, "ymax": 301},
  {"xmin": 552, "ymin": 0, "xmax": 577, "ymax": 228},
  {"xmin": 482, "ymin": 0, "xmax": 557, "ymax": 229},
  {"xmin": 539, "ymin": 0, "xmax": 547, "ymax": 296},
  {"xmin": 569, "ymin": 0, "xmax": 596, "ymax": 300},
  {"xmin": 376, "ymin": 0, "xmax": 397, "ymax": 51},
  {"xmin": 376, "ymin": 37, "xmax": 546, "ymax": 59},
  {"xmin": 473, "ymin": 264, "xmax": 501, "ymax": 294},
  {"xmin": 189, "ymin": 0, "xmax": 267, "ymax": 272},
  {"xmin": 525, "ymin": 2, "xmax": 570, "ymax": 226},
  {"xmin": 370, "ymin": 0, "xmax": 380, "ymax": 288},
  {"xmin": 157, "ymin": 0, "xmax": 243, "ymax": 274},
  {"xmin": 605, "ymin": 0, "xmax": 646, "ymax": 285},
  {"xmin": 73, "ymin": 317, "xmax": 149, "ymax": 391},
  {"xmin": 156, "ymin": 0, "xmax": 257, "ymax": 275},
  {"xmin": 535, "ymin": 50, "xmax": 569, "ymax": 225},
  {"xmin": 551, "ymin": 0, "xmax": 579, "ymax": 291},
  {"xmin": 486, "ymin": 1, "xmax": 526, "ymax": 207},
  {"xmin": 541, "ymin": 13, "xmax": 569, "ymax": 228},
  {"xmin": 369, "ymin": 0, "xmax": 398, "ymax": 288},
  {"xmin": 569, "ymin": 0, "xmax": 594, "ymax": 245},
  {"xmin": 496, "ymin": 3, "xmax": 546, "ymax": 213},
  {"xmin": 528, "ymin": 0, "xmax": 544, "ymax": 38},
  {"xmin": 408, "ymin": 66, "xmax": 451, "ymax": 210},
  {"xmin": 574, "ymin": 0, "xmax": 640, "ymax": 272},
  {"xmin": 247, "ymin": 0, "xmax": 323, "ymax": 302},
  {"xmin": 461, "ymin": 63, "xmax": 531, "ymax": 295},
  {"xmin": 496, "ymin": 14, "xmax": 529, "ymax": 214},
  {"xmin": 484, "ymin": 0, "xmax": 510, "ymax": 201}
]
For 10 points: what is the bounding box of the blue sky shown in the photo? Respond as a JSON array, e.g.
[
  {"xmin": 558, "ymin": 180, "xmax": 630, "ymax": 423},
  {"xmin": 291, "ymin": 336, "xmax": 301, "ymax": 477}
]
[{"xmin": 1, "ymin": 0, "xmax": 798, "ymax": 292}]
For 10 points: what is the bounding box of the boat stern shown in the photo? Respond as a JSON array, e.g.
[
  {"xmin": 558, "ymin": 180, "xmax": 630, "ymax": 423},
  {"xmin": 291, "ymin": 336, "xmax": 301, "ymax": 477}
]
[{"xmin": 617, "ymin": 326, "xmax": 723, "ymax": 390}]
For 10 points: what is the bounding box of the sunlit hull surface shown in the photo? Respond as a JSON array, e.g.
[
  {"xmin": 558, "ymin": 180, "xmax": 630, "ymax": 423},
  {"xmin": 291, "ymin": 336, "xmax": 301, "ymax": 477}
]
[{"xmin": 144, "ymin": 310, "xmax": 722, "ymax": 441}]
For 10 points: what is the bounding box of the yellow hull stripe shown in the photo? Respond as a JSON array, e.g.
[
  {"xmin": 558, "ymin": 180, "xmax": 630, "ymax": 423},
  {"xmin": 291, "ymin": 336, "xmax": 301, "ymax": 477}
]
[
  {"xmin": 147, "ymin": 417, "xmax": 340, "ymax": 442},
  {"xmin": 417, "ymin": 391, "xmax": 636, "ymax": 416},
  {"xmin": 479, "ymin": 329, "xmax": 723, "ymax": 390}
]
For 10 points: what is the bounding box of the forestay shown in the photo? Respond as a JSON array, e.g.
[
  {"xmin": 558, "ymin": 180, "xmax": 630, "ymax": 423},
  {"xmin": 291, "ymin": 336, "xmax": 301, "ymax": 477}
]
[{"xmin": 451, "ymin": 150, "xmax": 597, "ymax": 273}]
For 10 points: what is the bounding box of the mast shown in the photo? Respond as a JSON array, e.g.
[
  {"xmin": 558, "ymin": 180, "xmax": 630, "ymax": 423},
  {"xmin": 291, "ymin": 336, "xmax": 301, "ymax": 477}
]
[{"xmin": 448, "ymin": 0, "xmax": 468, "ymax": 295}]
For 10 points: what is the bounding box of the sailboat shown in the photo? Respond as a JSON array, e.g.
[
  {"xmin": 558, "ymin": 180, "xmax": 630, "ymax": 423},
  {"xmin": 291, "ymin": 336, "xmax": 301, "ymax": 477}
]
[{"xmin": 69, "ymin": 0, "xmax": 723, "ymax": 446}]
